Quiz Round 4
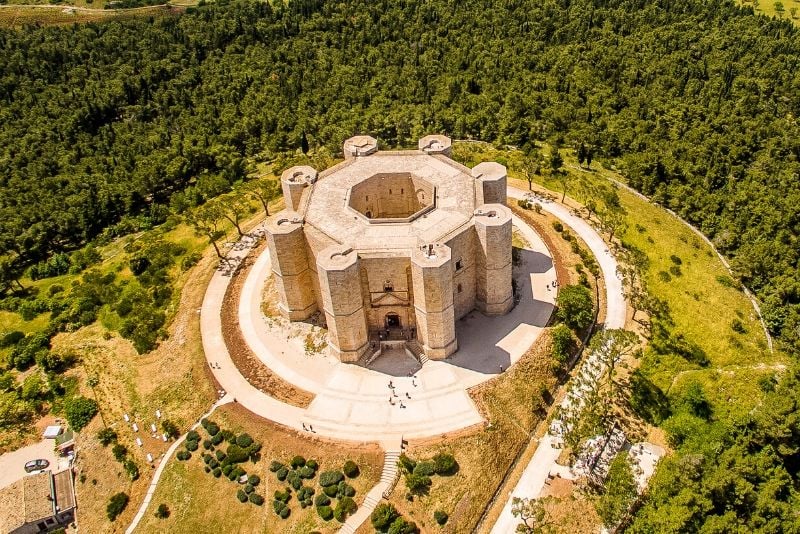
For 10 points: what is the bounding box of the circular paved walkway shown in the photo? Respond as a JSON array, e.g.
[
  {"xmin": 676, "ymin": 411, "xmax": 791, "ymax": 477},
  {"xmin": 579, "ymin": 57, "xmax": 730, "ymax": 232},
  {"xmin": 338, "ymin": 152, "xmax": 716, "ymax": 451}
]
[{"xmin": 200, "ymin": 203, "xmax": 558, "ymax": 441}]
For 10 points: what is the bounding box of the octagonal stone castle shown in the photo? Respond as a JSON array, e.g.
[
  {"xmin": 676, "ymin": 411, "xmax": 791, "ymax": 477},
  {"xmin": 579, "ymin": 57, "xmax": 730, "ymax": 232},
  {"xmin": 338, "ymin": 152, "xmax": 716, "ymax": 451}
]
[{"xmin": 265, "ymin": 135, "xmax": 513, "ymax": 363}]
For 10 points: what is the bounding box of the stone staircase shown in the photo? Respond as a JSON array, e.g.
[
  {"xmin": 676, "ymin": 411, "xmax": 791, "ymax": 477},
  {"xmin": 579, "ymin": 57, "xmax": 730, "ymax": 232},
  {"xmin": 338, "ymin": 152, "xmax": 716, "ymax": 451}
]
[
  {"xmin": 339, "ymin": 440, "xmax": 403, "ymax": 534},
  {"xmin": 405, "ymin": 340, "xmax": 429, "ymax": 365}
]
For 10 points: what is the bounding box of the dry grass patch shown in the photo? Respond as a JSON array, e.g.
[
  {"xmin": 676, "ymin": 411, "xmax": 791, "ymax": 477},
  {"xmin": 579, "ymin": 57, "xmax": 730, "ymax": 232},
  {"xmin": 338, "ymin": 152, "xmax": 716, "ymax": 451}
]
[
  {"xmin": 0, "ymin": 4, "xmax": 178, "ymax": 28},
  {"xmin": 136, "ymin": 403, "xmax": 383, "ymax": 534}
]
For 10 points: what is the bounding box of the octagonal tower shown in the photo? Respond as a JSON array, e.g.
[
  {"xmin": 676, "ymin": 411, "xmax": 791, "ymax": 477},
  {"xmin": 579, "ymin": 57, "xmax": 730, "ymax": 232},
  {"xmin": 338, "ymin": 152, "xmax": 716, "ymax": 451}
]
[{"xmin": 264, "ymin": 134, "xmax": 516, "ymax": 363}]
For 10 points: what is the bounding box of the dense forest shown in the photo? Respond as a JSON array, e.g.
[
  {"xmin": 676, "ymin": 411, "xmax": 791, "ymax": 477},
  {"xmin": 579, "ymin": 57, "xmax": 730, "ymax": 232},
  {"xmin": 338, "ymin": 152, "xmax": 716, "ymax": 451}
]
[{"xmin": 0, "ymin": 0, "xmax": 799, "ymax": 529}]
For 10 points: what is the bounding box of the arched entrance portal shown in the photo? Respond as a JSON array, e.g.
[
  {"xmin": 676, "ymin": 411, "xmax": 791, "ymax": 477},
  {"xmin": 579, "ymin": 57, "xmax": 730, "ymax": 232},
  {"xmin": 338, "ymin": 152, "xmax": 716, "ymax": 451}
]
[{"xmin": 385, "ymin": 313, "xmax": 401, "ymax": 329}]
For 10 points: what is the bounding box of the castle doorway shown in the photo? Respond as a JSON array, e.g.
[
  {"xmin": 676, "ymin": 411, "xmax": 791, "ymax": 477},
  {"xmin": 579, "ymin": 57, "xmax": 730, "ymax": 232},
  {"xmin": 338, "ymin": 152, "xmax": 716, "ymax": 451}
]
[{"xmin": 385, "ymin": 313, "xmax": 401, "ymax": 329}]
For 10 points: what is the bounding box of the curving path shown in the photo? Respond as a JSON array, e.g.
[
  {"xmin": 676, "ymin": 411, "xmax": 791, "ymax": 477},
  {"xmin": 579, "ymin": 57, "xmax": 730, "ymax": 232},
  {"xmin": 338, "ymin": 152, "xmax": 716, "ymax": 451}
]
[
  {"xmin": 489, "ymin": 186, "xmax": 627, "ymax": 534},
  {"xmin": 126, "ymin": 394, "xmax": 233, "ymax": 534}
]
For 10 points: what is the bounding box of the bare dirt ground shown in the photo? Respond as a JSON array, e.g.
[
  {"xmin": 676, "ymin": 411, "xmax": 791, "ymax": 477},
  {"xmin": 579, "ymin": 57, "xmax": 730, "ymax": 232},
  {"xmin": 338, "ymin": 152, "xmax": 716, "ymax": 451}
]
[{"xmin": 219, "ymin": 238, "xmax": 314, "ymax": 408}]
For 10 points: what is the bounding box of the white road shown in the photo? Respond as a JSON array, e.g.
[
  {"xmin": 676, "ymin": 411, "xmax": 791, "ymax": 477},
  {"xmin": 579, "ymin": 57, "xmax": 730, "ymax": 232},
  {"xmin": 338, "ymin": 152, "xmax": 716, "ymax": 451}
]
[{"xmin": 490, "ymin": 187, "xmax": 627, "ymax": 534}]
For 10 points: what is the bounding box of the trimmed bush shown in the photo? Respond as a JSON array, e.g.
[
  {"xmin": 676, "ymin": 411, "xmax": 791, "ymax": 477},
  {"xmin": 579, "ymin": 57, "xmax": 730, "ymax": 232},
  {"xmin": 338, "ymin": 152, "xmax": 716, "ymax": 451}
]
[
  {"xmin": 203, "ymin": 453, "xmax": 213, "ymax": 464},
  {"xmin": 176, "ymin": 450, "xmax": 191, "ymax": 461},
  {"xmin": 212, "ymin": 468, "xmax": 221, "ymax": 478},
  {"xmin": 222, "ymin": 465, "xmax": 233, "ymax": 476},
  {"xmin": 206, "ymin": 422, "xmax": 220, "ymax": 436},
  {"xmin": 236, "ymin": 433, "xmax": 253, "ymax": 448},
  {"xmin": 315, "ymin": 494, "xmax": 331, "ymax": 507},
  {"xmin": 343, "ymin": 460, "xmax": 360, "ymax": 478},
  {"xmin": 405, "ymin": 473, "xmax": 432, "ymax": 493},
  {"xmin": 203, "ymin": 439, "xmax": 213, "ymax": 450},
  {"xmin": 186, "ymin": 430, "xmax": 200, "ymax": 442},
  {"xmin": 237, "ymin": 489, "xmax": 248, "ymax": 503},
  {"xmin": 211, "ymin": 433, "xmax": 224, "ymax": 445},
  {"xmin": 337, "ymin": 481, "xmax": 356, "ymax": 498},
  {"xmin": 273, "ymin": 500, "xmax": 286, "ymax": 514},
  {"xmin": 244, "ymin": 484, "xmax": 254, "ymax": 494},
  {"xmin": 306, "ymin": 459, "xmax": 319, "ymax": 470},
  {"xmin": 276, "ymin": 467, "xmax": 289, "ymax": 481},
  {"xmin": 279, "ymin": 506, "xmax": 290, "ymax": 519},
  {"xmin": 323, "ymin": 485, "xmax": 339, "ymax": 497},
  {"xmin": 299, "ymin": 465, "xmax": 316, "ymax": 479},
  {"xmin": 106, "ymin": 492, "xmax": 129, "ymax": 521},
  {"xmin": 371, "ymin": 502, "xmax": 399, "ymax": 530},
  {"xmin": 290, "ymin": 455, "xmax": 306, "ymax": 468},
  {"xmin": 248, "ymin": 474, "xmax": 260, "ymax": 486},
  {"xmin": 434, "ymin": 510, "xmax": 449, "ymax": 525},
  {"xmin": 249, "ymin": 493, "xmax": 264, "ymax": 506},
  {"xmin": 225, "ymin": 444, "xmax": 249, "ymax": 464},
  {"xmin": 319, "ymin": 470, "xmax": 344, "ymax": 487},
  {"xmin": 269, "ymin": 461, "xmax": 284, "ymax": 472},
  {"xmin": 433, "ymin": 453, "xmax": 458, "ymax": 475},
  {"xmin": 185, "ymin": 440, "xmax": 198, "ymax": 452},
  {"xmin": 317, "ymin": 505, "xmax": 334, "ymax": 521},
  {"xmin": 413, "ymin": 461, "xmax": 435, "ymax": 477}
]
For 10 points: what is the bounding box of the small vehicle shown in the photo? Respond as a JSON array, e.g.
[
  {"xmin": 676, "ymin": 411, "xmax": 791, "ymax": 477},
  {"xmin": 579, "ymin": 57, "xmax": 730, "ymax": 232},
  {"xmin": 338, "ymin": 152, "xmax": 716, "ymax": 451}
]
[{"xmin": 24, "ymin": 459, "xmax": 49, "ymax": 473}]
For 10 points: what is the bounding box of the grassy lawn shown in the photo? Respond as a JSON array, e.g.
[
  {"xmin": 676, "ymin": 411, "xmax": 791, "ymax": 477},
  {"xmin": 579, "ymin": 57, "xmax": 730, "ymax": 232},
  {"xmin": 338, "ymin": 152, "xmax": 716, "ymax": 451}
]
[{"xmin": 136, "ymin": 403, "xmax": 383, "ymax": 534}]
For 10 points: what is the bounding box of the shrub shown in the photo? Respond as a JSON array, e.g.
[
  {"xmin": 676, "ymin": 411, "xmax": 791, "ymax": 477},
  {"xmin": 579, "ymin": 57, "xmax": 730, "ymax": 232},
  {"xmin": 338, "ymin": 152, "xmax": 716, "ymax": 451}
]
[
  {"xmin": 0, "ymin": 330, "xmax": 24, "ymax": 348},
  {"xmin": 398, "ymin": 454, "xmax": 416, "ymax": 474},
  {"xmin": 315, "ymin": 494, "xmax": 331, "ymax": 507},
  {"xmin": 657, "ymin": 270, "xmax": 672, "ymax": 282},
  {"xmin": 64, "ymin": 396, "xmax": 99, "ymax": 431},
  {"xmin": 185, "ymin": 440, "xmax": 198, "ymax": 452},
  {"xmin": 299, "ymin": 465, "xmax": 315, "ymax": 478},
  {"xmin": 211, "ymin": 433, "xmax": 224, "ymax": 445},
  {"xmin": 731, "ymin": 319, "xmax": 746, "ymax": 334},
  {"xmin": 222, "ymin": 465, "xmax": 233, "ymax": 476},
  {"xmin": 124, "ymin": 459, "xmax": 139, "ymax": 481},
  {"xmin": 552, "ymin": 221, "xmax": 564, "ymax": 232},
  {"xmin": 371, "ymin": 503, "xmax": 399, "ymax": 530},
  {"xmin": 186, "ymin": 430, "xmax": 200, "ymax": 442},
  {"xmin": 249, "ymin": 494, "xmax": 264, "ymax": 506},
  {"xmin": 276, "ymin": 467, "xmax": 289, "ymax": 481},
  {"xmin": 336, "ymin": 496, "xmax": 357, "ymax": 521},
  {"xmin": 343, "ymin": 460, "xmax": 360, "ymax": 478},
  {"xmin": 97, "ymin": 428, "xmax": 117, "ymax": 446},
  {"xmin": 248, "ymin": 474, "xmax": 260, "ymax": 486},
  {"xmin": 317, "ymin": 505, "xmax": 334, "ymax": 521},
  {"xmin": 274, "ymin": 489, "xmax": 291, "ymax": 503},
  {"xmin": 389, "ymin": 517, "xmax": 418, "ymax": 533},
  {"xmin": 236, "ymin": 433, "xmax": 253, "ymax": 448},
  {"xmin": 269, "ymin": 461, "xmax": 284, "ymax": 472},
  {"xmin": 434, "ymin": 510, "xmax": 449, "ymax": 525},
  {"xmin": 413, "ymin": 461, "xmax": 435, "ymax": 477},
  {"xmin": 225, "ymin": 444, "xmax": 249, "ymax": 464},
  {"xmin": 112, "ymin": 444, "xmax": 128, "ymax": 462},
  {"xmin": 237, "ymin": 490, "xmax": 248, "ymax": 503},
  {"xmin": 669, "ymin": 254, "xmax": 682, "ymax": 265},
  {"xmin": 206, "ymin": 422, "xmax": 220, "ymax": 436},
  {"xmin": 290, "ymin": 455, "xmax": 306, "ymax": 468},
  {"xmin": 203, "ymin": 453, "xmax": 213, "ymax": 464},
  {"xmin": 432, "ymin": 453, "xmax": 458, "ymax": 475},
  {"xmin": 155, "ymin": 503, "xmax": 170, "ymax": 519},
  {"xmin": 279, "ymin": 506, "xmax": 290, "ymax": 518},
  {"xmin": 337, "ymin": 481, "xmax": 356, "ymax": 498},
  {"xmin": 106, "ymin": 492, "xmax": 129, "ymax": 521},
  {"xmin": 176, "ymin": 450, "xmax": 191, "ymax": 461},
  {"xmin": 161, "ymin": 420, "xmax": 179, "ymax": 439},
  {"xmin": 306, "ymin": 459, "xmax": 319, "ymax": 470},
  {"xmin": 203, "ymin": 439, "xmax": 213, "ymax": 450},
  {"xmin": 324, "ymin": 485, "xmax": 339, "ymax": 497},
  {"xmin": 405, "ymin": 473, "xmax": 431, "ymax": 493},
  {"xmin": 212, "ymin": 468, "xmax": 221, "ymax": 478},
  {"xmin": 551, "ymin": 324, "xmax": 573, "ymax": 364},
  {"xmin": 555, "ymin": 284, "xmax": 594, "ymax": 331},
  {"xmin": 669, "ymin": 264, "xmax": 682, "ymax": 277},
  {"xmin": 215, "ymin": 450, "xmax": 226, "ymax": 462},
  {"xmin": 319, "ymin": 470, "xmax": 344, "ymax": 487},
  {"xmin": 244, "ymin": 483, "xmax": 254, "ymax": 494}
]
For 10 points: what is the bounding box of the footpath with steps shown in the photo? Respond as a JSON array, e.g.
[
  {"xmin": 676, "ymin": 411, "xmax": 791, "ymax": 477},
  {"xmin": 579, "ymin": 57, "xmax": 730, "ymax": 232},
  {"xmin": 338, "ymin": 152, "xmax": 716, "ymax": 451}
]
[{"xmin": 339, "ymin": 439, "xmax": 403, "ymax": 534}]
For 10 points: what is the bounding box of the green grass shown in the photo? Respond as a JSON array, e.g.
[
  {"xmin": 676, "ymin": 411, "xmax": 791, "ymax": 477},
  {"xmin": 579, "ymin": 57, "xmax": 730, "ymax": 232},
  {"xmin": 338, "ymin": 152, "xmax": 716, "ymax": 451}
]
[{"xmin": 452, "ymin": 140, "xmax": 787, "ymax": 417}]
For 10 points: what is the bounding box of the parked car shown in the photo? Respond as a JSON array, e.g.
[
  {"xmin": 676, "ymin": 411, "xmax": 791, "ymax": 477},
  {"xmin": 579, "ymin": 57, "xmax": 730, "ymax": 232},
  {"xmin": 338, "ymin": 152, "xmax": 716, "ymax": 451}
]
[{"xmin": 24, "ymin": 459, "xmax": 49, "ymax": 473}]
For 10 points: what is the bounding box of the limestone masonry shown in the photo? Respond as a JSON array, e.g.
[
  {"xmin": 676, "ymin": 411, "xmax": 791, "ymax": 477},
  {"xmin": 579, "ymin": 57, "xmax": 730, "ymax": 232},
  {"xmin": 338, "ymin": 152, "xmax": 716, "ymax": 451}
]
[{"xmin": 265, "ymin": 135, "xmax": 513, "ymax": 362}]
